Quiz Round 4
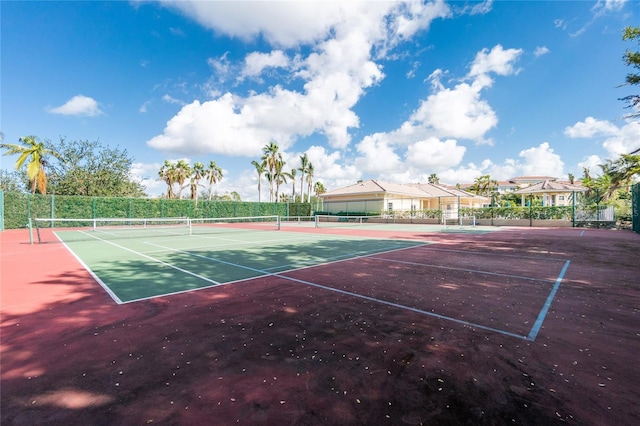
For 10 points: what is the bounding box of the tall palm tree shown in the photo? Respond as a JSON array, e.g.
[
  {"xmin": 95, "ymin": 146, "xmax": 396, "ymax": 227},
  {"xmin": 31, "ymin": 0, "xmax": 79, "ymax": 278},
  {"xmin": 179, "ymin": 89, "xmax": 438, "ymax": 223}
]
[
  {"xmin": 290, "ymin": 168, "xmax": 297, "ymax": 201},
  {"xmin": 1, "ymin": 135, "xmax": 64, "ymax": 194},
  {"xmin": 428, "ymin": 173, "xmax": 440, "ymax": 184},
  {"xmin": 306, "ymin": 162, "xmax": 314, "ymax": 203},
  {"xmin": 314, "ymin": 181, "xmax": 326, "ymax": 211},
  {"xmin": 274, "ymin": 157, "xmax": 288, "ymax": 202},
  {"xmin": 251, "ymin": 160, "xmax": 266, "ymax": 202},
  {"xmin": 158, "ymin": 160, "xmax": 176, "ymax": 198},
  {"xmin": 190, "ymin": 162, "xmax": 205, "ymax": 204},
  {"xmin": 298, "ymin": 153, "xmax": 309, "ymax": 202},
  {"xmin": 206, "ymin": 160, "xmax": 223, "ymax": 201},
  {"xmin": 173, "ymin": 159, "xmax": 191, "ymax": 199},
  {"xmin": 261, "ymin": 142, "xmax": 280, "ymax": 202}
]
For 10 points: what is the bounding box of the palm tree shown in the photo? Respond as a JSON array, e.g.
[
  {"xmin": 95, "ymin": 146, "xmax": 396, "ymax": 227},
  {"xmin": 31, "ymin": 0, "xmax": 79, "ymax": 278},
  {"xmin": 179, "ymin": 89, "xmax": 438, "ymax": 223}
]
[
  {"xmin": 261, "ymin": 142, "xmax": 280, "ymax": 202},
  {"xmin": 290, "ymin": 168, "xmax": 297, "ymax": 201},
  {"xmin": 428, "ymin": 173, "xmax": 440, "ymax": 184},
  {"xmin": 206, "ymin": 160, "xmax": 223, "ymax": 201},
  {"xmin": 298, "ymin": 153, "xmax": 309, "ymax": 202},
  {"xmin": 314, "ymin": 181, "xmax": 326, "ymax": 211},
  {"xmin": 1, "ymin": 135, "xmax": 64, "ymax": 194},
  {"xmin": 173, "ymin": 159, "xmax": 191, "ymax": 199},
  {"xmin": 274, "ymin": 157, "xmax": 289, "ymax": 202},
  {"xmin": 306, "ymin": 162, "xmax": 314, "ymax": 203},
  {"xmin": 158, "ymin": 160, "xmax": 176, "ymax": 198},
  {"xmin": 190, "ymin": 162, "xmax": 205, "ymax": 204},
  {"xmin": 251, "ymin": 160, "xmax": 266, "ymax": 202},
  {"xmin": 469, "ymin": 174, "xmax": 498, "ymax": 197}
]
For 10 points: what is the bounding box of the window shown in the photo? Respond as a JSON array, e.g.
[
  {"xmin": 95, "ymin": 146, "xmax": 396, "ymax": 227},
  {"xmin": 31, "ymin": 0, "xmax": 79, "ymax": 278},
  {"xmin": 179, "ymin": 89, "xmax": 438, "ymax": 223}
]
[{"xmin": 387, "ymin": 202, "xmax": 393, "ymax": 212}]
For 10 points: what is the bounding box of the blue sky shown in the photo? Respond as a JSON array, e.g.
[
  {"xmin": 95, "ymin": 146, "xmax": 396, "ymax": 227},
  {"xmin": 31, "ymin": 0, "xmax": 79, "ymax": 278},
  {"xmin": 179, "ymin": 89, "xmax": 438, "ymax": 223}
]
[{"xmin": 2, "ymin": 0, "xmax": 639, "ymax": 199}]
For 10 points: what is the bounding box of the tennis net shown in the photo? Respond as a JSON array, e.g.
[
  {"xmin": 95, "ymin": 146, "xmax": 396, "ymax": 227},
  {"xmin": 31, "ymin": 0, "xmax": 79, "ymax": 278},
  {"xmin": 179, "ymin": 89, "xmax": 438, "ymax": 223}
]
[
  {"xmin": 188, "ymin": 215, "xmax": 280, "ymax": 235},
  {"xmin": 314, "ymin": 215, "xmax": 382, "ymax": 228},
  {"xmin": 33, "ymin": 217, "xmax": 191, "ymax": 243}
]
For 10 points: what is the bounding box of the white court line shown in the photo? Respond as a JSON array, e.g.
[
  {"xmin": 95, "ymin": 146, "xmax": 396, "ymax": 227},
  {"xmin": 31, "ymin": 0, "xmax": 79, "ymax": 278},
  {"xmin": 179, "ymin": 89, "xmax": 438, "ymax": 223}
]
[
  {"xmin": 371, "ymin": 257, "xmax": 557, "ymax": 284},
  {"xmin": 412, "ymin": 245, "xmax": 569, "ymax": 262},
  {"xmin": 77, "ymin": 231, "xmax": 223, "ymax": 295},
  {"xmin": 137, "ymin": 241, "xmax": 529, "ymax": 340}
]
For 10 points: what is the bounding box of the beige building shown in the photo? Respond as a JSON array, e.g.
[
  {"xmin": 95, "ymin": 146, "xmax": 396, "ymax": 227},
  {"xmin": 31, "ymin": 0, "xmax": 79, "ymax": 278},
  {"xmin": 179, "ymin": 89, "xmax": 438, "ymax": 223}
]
[
  {"xmin": 319, "ymin": 179, "xmax": 487, "ymax": 218},
  {"xmin": 513, "ymin": 180, "xmax": 587, "ymax": 207}
]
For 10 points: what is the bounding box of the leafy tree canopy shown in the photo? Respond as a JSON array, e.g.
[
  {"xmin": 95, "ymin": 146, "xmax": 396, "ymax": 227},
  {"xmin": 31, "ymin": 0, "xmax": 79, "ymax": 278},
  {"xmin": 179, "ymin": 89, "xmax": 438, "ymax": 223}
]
[
  {"xmin": 621, "ymin": 26, "xmax": 640, "ymax": 117},
  {"xmin": 49, "ymin": 138, "xmax": 146, "ymax": 197}
]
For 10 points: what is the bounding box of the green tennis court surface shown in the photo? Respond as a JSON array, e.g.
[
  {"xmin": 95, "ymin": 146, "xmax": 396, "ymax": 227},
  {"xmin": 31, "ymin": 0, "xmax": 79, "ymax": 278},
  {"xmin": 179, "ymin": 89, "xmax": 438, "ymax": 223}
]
[{"xmin": 57, "ymin": 226, "xmax": 426, "ymax": 303}]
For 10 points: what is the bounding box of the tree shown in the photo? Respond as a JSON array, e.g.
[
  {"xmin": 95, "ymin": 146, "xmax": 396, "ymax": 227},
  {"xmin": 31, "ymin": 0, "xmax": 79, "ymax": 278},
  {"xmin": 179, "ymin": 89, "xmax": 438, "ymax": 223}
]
[
  {"xmin": 0, "ymin": 169, "xmax": 27, "ymax": 192},
  {"xmin": 313, "ymin": 181, "xmax": 326, "ymax": 197},
  {"xmin": 159, "ymin": 161, "xmax": 176, "ymax": 199},
  {"xmin": 206, "ymin": 160, "xmax": 223, "ymax": 201},
  {"xmin": 428, "ymin": 173, "xmax": 440, "ymax": 184},
  {"xmin": 305, "ymin": 162, "xmax": 314, "ymax": 203},
  {"xmin": 1, "ymin": 135, "xmax": 64, "ymax": 194},
  {"xmin": 251, "ymin": 160, "xmax": 265, "ymax": 202},
  {"xmin": 49, "ymin": 138, "xmax": 145, "ymax": 197},
  {"xmin": 173, "ymin": 159, "xmax": 191, "ymax": 199},
  {"xmin": 274, "ymin": 157, "xmax": 291, "ymax": 202},
  {"xmin": 261, "ymin": 142, "xmax": 281, "ymax": 202},
  {"xmin": 290, "ymin": 168, "xmax": 297, "ymax": 200},
  {"xmin": 298, "ymin": 153, "xmax": 309, "ymax": 202},
  {"xmin": 468, "ymin": 174, "xmax": 498, "ymax": 197},
  {"xmin": 314, "ymin": 181, "xmax": 326, "ymax": 211},
  {"xmin": 190, "ymin": 162, "xmax": 205, "ymax": 204},
  {"xmin": 620, "ymin": 26, "xmax": 640, "ymax": 118}
]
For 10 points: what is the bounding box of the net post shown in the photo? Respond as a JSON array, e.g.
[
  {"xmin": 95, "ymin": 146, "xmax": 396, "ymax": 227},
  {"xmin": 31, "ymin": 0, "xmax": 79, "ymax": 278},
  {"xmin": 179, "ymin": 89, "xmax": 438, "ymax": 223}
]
[
  {"xmin": 315, "ymin": 215, "xmax": 320, "ymax": 228},
  {"xmin": 28, "ymin": 218, "xmax": 33, "ymax": 245},
  {"xmin": 277, "ymin": 215, "xmax": 281, "ymax": 230}
]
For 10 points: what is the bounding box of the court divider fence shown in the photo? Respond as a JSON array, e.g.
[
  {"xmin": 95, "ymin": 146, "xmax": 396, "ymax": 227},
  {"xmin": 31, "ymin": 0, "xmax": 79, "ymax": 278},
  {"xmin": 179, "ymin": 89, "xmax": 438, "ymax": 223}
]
[{"xmin": 0, "ymin": 191, "xmax": 312, "ymax": 230}]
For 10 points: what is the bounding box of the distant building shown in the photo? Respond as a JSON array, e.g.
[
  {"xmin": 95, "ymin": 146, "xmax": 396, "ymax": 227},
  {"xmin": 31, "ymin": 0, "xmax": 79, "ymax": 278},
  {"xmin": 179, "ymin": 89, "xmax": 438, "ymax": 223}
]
[{"xmin": 319, "ymin": 179, "xmax": 487, "ymax": 217}]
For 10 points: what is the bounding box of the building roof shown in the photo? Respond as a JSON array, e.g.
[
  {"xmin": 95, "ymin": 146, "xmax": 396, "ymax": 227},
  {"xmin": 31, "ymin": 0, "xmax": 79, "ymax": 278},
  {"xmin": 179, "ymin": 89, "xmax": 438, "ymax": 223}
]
[
  {"xmin": 513, "ymin": 180, "xmax": 587, "ymax": 194},
  {"xmin": 321, "ymin": 179, "xmax": 484, "ymax": 199}
]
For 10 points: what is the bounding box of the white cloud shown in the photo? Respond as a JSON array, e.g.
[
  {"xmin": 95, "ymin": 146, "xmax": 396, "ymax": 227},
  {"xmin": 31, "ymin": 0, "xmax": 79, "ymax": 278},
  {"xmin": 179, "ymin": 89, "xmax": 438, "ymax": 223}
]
[
  {"xmin": 147, "ymin": 1, "xmax": 457, "ymax": 154},
  {"xmin": 602, "ymin": 121, "xmax": 640, "ymax": 156},
  {"xmin": 564, "ymin": 116, "xmax": 618, "ymax": 138},
  {"xmin": 578, "ymin": 155, "xmax": 603, "ymax": 175},
  {"xmin": 47, "ymin": 95, "xmax": 103, "ymax": 117},
  {"xmin": 565, "ymin": 117, "xmax": 640, "ymax": 157},
  {"xmin": 533, "ymin": 46, "xmax": 549, "ymax": 57},
  {"xmin": 405, "ymin": 137, "xmax": 466, "ymax": 170},
  {"xmin": 355, "ymin": 133, "xmax": 404, "ymax": 174},
  {"xmin": 402, "ymin": 77, "xmax": 498, "ymax": 143},
  {"xmin": 518, "ymin": 142, "xmax": 564, "ymax": 177},
  {"xmin": 162, "ymin": 94, "xmax": 185, "ymax": 105},
  {"xmin": 468, "ymin": 44, "xmax": 523, "ymax": 79},
  {"xmin": 240, "ymin": 50, "xmax": 289, "ymax": 79}
]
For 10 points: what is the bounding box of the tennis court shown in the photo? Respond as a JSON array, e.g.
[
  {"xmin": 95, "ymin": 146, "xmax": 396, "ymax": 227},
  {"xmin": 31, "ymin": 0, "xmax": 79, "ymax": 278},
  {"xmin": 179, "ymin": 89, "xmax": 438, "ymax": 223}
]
[
  {"xmin": 2, "ymin": 219, "xmax": 639, "ymax": 425},
  {"xmin": 40, "ymin": 216, "xmax": 567, "ymax": 341},
  {"xmin": 50, "ymin": 217, "xmax": 427, "ymax": 303}
]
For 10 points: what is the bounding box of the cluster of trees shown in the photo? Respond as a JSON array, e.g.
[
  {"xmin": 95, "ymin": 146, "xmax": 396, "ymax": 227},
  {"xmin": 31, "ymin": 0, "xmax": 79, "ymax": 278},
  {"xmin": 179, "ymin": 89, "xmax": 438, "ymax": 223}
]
[
  {"xmin": 251, "ymin": 141, "xmax": 326, "ymax": 203},
  {"xmin": 158, "ymin": 159, "xmax": 225, "ymax": 202},
  {"xmin": 1, "ymin": 135, "xmax": 145, "ymax": 197}
]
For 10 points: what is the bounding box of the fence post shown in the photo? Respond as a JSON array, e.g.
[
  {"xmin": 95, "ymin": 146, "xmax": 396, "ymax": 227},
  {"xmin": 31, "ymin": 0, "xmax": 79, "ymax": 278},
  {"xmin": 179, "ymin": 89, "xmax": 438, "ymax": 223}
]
[
  {"xmin": 0, "ymin": 190, "xmax": 4, "ymax": 231},
  {"xmin": 596, "ymin": 189, "xmax": 601, "ymax": 229},
  {"xmin": 571, "ymin": 191, "xmax": 575, "ymax": 227},
  {"xmin": 529, "ymin": 196, "xmax": 533, "ymax": 227}
]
